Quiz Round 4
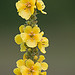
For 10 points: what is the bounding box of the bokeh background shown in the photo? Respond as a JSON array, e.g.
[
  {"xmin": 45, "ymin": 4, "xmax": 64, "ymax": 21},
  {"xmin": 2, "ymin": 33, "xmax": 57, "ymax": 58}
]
[{"xmin": 0, "ymin": 0, "xmax": 75, "ymax": 75}]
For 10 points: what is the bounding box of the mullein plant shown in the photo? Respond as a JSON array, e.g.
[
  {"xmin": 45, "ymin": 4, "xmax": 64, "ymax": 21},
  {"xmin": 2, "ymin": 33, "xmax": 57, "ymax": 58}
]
[{"xmin": 13, "ymin": 0, "xmax": 49, "ymax": 75}]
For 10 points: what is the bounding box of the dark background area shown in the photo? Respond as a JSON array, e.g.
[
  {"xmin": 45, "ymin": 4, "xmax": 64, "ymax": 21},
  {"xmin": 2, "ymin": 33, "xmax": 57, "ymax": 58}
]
[{"xmin": 0, "ymin": 0, "xmax": 75, "ymax": 75}]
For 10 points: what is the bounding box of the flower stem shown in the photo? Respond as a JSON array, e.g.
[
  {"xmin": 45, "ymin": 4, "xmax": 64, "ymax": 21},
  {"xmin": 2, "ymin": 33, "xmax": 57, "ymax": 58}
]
[{"xmin": 24, "ymin": 10, "xmax": 38, "ymax": 27}]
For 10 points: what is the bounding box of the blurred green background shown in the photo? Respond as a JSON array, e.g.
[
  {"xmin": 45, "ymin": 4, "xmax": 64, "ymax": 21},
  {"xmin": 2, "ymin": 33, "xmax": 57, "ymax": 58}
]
[{"xmin": 0, "ymin": 0, "xmax": 75, "ymax": 75}]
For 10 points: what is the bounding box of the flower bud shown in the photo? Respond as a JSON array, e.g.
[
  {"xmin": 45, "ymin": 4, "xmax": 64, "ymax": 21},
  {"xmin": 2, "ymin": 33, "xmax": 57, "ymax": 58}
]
[{"xmin": 34, "ymin": 55, "xmax": 38, "ymax": 60}]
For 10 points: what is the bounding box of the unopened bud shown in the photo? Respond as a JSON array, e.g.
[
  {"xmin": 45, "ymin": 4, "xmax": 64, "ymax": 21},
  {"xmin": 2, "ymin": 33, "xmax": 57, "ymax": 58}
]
[
  {"xmin": 28, "ymin": 48, "xmax": 32, "ymax": 52},
  {"xmin": 34, "ymin": 56, "xmax": 38, "ymax": 60}
]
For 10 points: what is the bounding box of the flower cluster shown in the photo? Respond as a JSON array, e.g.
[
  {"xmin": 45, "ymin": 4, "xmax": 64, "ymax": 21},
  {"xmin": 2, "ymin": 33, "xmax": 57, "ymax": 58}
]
[
  {"xmin": 14, "ymin": 54, "xmax": 48, "ymax": 75},
  {"xmin": 15, "ymin": 25, "xmax": 49, "ymax": 54},
  {"xmin": 16, "ymin": 0, "xmax": 47, "ymax": 20},
  {"xmin": 13, "ymin": 0, "xmax": 49, "ymax": 75}
]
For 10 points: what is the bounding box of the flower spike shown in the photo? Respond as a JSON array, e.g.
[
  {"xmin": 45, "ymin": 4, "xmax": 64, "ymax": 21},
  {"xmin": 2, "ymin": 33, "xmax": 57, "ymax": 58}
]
[{"xmin": 13, "ymin": 0, "xmax": 49, "ymax": 75}]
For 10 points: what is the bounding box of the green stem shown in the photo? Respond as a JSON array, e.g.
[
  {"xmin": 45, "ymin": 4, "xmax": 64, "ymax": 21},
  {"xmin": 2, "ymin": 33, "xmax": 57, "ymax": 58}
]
[
  {"xmin": 24, "ymin": 10, "xmax": 38, "ymax": 27},
  {"xmin": 24, "ymin": 10, "xmax": 39, "ymax": 62},
  {"xmin": 25, "ymin": 47, "xmax": 39, "ymax": 62}
]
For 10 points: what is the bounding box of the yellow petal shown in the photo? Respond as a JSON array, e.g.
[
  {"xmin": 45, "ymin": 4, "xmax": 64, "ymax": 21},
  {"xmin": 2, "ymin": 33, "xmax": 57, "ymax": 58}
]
[
  {"xmin": 16, "ymin": 59, "xmax": 25, "ymax": 68},
  {"xmin": 33, "ymin": 62, "xmax": 42, "ymax": 71},
  {"xmin": 41, "ymin": 62, "xmax": 48, "ymax": 70},
  {"xmin": 20, "ymin": 43, "xmax": 26, "ymax": 52},
  {"xmin": 33, "ymin": 26, "xmax": 40, "ymax": 33},
  {"xmin": 22, "ymin": 70, "xmax": 29, "ymax": 75},
  {"xmin": 38, "ymin": 55, "xmax": 45, "ymax": 62},
  {"xmin": 26, "ymin": 59, "xmax": 34, "ymax": 68},
  {"xmin": 19, "ymin": 25, "xmax": 25, "ymax": 33},
  {"xmin": 39, "ymin": 0, "xmax": 45, "ymax": 10},
  {"xmin": 16, "ymin": 1, "xmax": 25, "ymax": 11},
  {"xmin": 24, "ymin": 26, "xmax": 32, "ymax": 33},
  {"xmin": 30, "ymin": 0, "xmax": 35, "ymax": 5},
  {"xmin": 13, "ymin": 68, "xmax": 21, "ymax": 75},
  {"xmin": 19, "ymin": 9, "xmax": 32, "ymax": 20},
  {"xmin": 36, "ymin": 1, "xmax": 42, "ymax": 10},
  {"xmin": 40, "ymin": 31, "xmax": 44, "ymax": 36},
  {"xmin": 38, "ymin": 37, "xmax": 49, "ymax": 53},
  {"xmin": 33, "ymin": 34, "xmax": 42, "ymax": 42},
  {"xmin": 23, "ymin": 53, "xmax": 27, "ymax": 60},
  {"xmin": 38, "ymin": 42, "xmax": 42, "ymax": 49},
  {"xmin": 36, "ymin": 0, "xmax": 46, "ymax": 14},
  {"xmin": 38, "ymin": 43, "xmax": 46, "ymax": 54},
  {"xmin": 26, "ymin": 39, "xmax": 37, "ymax": 48},
  {"xmin": 15, "ymin": 34, "xmax": 23, "ymax": 44},
  {"xmin": 40, "ymin": 72, "xmax": 47, "ymax": 75},
  {"xmin": 21, "ymin": 33, "xmax": 29, "ymax": 42},
  {"xmin": 32, "ymin": 71, "xmax": 39, "ymax": 75},
  {"xmin": 20, "ymin": 0, "xmax": 29, "ymax": 3},
  {"xmin": 37, "ymin": 0, "xmax": 45, "ymax": 10},
  {"xmin": 40, "ymin": 47, "xmax": 46, "ymax": 54},
  {"xmin": 42, "ymin": 37, "xmax": 49, "ymax": 47},
  {"xmin": 30, "ymin": 6, "xmax": 35, "ymax": 14},
  {"xmin": 20, "ymin": 66, "xmax": 28, "ymax": 74},
  {"xmin": 41, "ymin": 10, "xmax": 47, "ymax": 14}
]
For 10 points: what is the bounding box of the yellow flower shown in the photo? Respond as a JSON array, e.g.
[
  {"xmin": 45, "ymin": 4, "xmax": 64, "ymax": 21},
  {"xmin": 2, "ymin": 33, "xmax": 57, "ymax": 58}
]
[
  {"xmin": 13, "ymin": 58, "xmax": 26, "ymax": 75},
  {"xmin": 13, "ymin": 59, "xmax": 25, "ymax": 75},
  {"xmin": 38, "ymin": 55, "xmax": 48, "ymax": 71},
  {"xmin": 14, "ymin": 59, "xmax": 42, "ymax": 75},
  {"xmin": 16, "ymin": 59, "xmax": 25, "ymax": 68},
  {"xmin": 16, "ymin": 0, "xmax": 36, "ymax": 20},
  {"xmin": 36, "ymin": 0, "xmax": 47, "ymax": 14},
  {"xmin": 22, "ymin": 59, "xmax": 41, "ymax": 75},
  {"xmin": 38, "ymin": 37, "xmax": 49, "ymax": 54},
  {"xmin": 21, "ymin": 26, "xmax": 42, "ymax": 48}
]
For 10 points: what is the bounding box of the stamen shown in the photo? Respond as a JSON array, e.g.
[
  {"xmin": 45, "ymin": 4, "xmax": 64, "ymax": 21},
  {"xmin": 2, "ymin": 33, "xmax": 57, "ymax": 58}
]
[
  {"xmin": 25, "ymin": 2, "xmax": 31, "ymax": 8},
  {"xmin": 41, "ymin": 39, "xmax": 43, "ymax": 41},
  {"xmin": 29, "ymin": 33, "xmax": 32, "ymax": 35},
  {"xmin": 24, "ymin": 8, "xmax": 26, "ymax": 10},
  {"xmin": 42, "ymin": 42, "xmax": 45, "ymax": 45},
  {"xmin": 33, "ymin": 34, "xmax": 35, "ymax": 36},
  {"xmin": 28, "ymin": 72, "xmax": 30, "ymax": 74},
  {"xmin": 29, "ymin": 32, "xmax": 34, "ymax": 37},
  {"xmin": 42, "ymin": 44, "xmax": 45, "ymax": 45},
  {"xmin": 33, "ymin": 38, "xmax": 35, "ymax": 40},
  {"xmin": 31, "ymin": 31, "xmax": 33, "ymax": 34},
  {"xmin": 32, "ymin": 70, "xmax": 35, "ymax": 72}
]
